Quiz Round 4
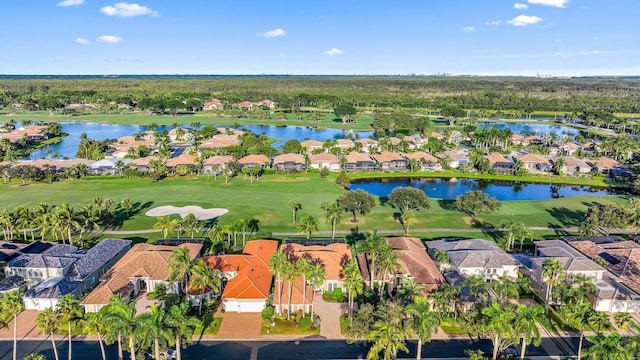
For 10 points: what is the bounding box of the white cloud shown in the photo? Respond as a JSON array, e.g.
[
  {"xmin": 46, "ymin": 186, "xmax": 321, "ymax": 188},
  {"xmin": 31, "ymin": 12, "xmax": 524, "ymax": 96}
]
[
  {"xmin": 528, "ymin": 0, "xmax": 570, "ymax": 8},
  {"xmin": 57, "ymin": 0, "xmax": 84, "ymax": 7},
  {"xmin": 258, "ymin": 28, "xmax": 287, "ymax": 38},
  {"xmin": 485, "ymin": 20, "xmax": 501, "ymax": 25},
  {"xmin": 323, "ymin": 48, "xmax": 343, "ymax": 56},
  {"xmin": 462, "ymin": 26, "xmax": 475, "ymax": 32},
  {"xmin": 507, "ymin": 15, "xmax": 543, "ymax": 26},
  {"xmin": 96, "ymin": 35, "xmax": 123, "ymax": 43},
  {"xmin": 514, "ymin": 3, "xmax": 529, "ymax": 9},
  {"xmin": 100, "ymin": 3, "xmax": 158, "ymax": 17},
  {"xmin": 75, "ymin": 38, "xmax": 89, "ymax": 45},
  {"xmin": 582, "ymin": 50, "xmax": 608, "ymax": 55}
]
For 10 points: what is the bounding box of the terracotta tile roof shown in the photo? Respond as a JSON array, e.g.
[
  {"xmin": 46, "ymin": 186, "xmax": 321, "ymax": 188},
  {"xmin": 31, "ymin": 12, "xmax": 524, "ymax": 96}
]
[
  {"xmin": 165, "ymin": 153, "xmax": 197, "ymax": 167},
  {"xmin": 273, "ymin": 153, "xmax": 305, "ymax": 164},
  {"xmin": 203, "ymin": 155, "xmax": 234, "ymax": 166},
  {"xmin": 514, "ymin": 153, "xmax": 551, "ymax": 165},
  {"xmin": 591, "ymin": 157, "xmax": 625, "ymax": 170},
  {"xmin": 512, "ymin": 134, "xmax": 525, "ymax": 141},
  {"xmin": 356, "ymin": 138, "xmax": 378, "ymax": 145},
  {"xmin": 203, "ymin": 240, "xmax": 278, "ymax": 300},
  {"xmin": 130, "ymin": 156, "xmax": 159, "ymax": 167},
  {"xmin": 273, "ymin": 276, "xmax": 313, "ymax": 306},
  {"xmin": 336, "ymin": 139, "xmax": 354, "ymax": 147},
  {"xmin": 345, "ymin": 152, "xmax": 373, "ymax": 163},
  {"xmin": 238, "ymin": 154, "xmax": 270, "ymax": 165},
  {"xmin": 524, "ymin": 136, "xmax": 542, "ymax": 144},
  {"xmin": 280, "ymin": 243, "xmax": 353, "ymax": 282},
  {"xmin": 301, "ymin": 140, "xmax": 324, "ymax": 149},
  {"xmin": 484, "ymin": 152, "xmax": 512, "ymax": 165},
  {"xmin": 200, "ymin": 139, "xmax": 239, "ymax": 148},
  {"xmin": 439, "ymin": 150, "xmax": 468, "ymax": 162},
  {"xmin": 387, "ymin": 237, "xmax": 445, "ymax": 293},
  {"xmin": 82, "ymin": 243, "xmax": 202, "ymax": 306},
  {"xmin": 371, "ymin": 151, "xmax": 404, "ymax": 163},
  {"xmin": 430, "ymin": 132, "xmax": 444, "ymax": 139},
  {"xmin": 308, "ymin": 153, "xmax": 339, "ymax": 164},
  {"xmin": 403, "ymin": 152, "xmax": 439, "ymax": 163},
  {"xmin": 388, "ymin": 137, "xmax": 402, "ymax": 145}
]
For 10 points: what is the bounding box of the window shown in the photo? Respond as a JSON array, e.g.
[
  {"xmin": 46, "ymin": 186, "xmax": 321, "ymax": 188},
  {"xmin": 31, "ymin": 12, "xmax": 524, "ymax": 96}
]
[{"xmin": 327, "ymin": 281, "xmax": 338, "ymax": 291}]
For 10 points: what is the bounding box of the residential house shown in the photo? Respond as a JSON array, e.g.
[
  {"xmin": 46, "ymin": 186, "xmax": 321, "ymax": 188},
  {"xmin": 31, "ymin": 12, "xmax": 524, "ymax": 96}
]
[
  {"xmin": 523, "ymin": 136, "xmax": 543, "ymax": 146},
  {"xmin": 238, "ymin": 154, "xmax": 270, "ymax": 169},
  {"xmin": 426, "ymin": 238, "xmax": 520, "ymax": 280},
  {"xmin": 403, "ymin": 152, "xmax": 441, "ymax": 170},
  {"xmin": 308, "ymin": 153, "xmax": 340, "ymax": 172},
  {"xmin": 89, "ymin": 159, "xmax": 130, "ymax": 175},
  {"xmin": 3, "ymin": 239, "xmax": 132, "ymax": 311},
  {"xmin": 301, "ymin": 140, "xmax": 324, "ymax": 153},
  {"xmin": 371, "ymin": 151, "xmax": 407, "ymax": 172},
  {"xmin": 429, "ymin": 132, "xmax": 445, "ymax": 141},
  {"xmin": 202, "ymin": 155, "xmax": 234, "ymax": 175},
  {"xmin": 355, "ymin": 138, "xmax": 379, "ymax": 153},
  {"xmin": 82, "ymin": 242, "xmax": 202, "ymax": 313},
  {"xmin": 511, "ymin": 134, "xmax": 525, "ymax": 145},
  {"xmin": 514, "ymin": 153, "xmax": 552, "ymax": 173},
  {"xmin": 202, "ymin": 240, "xmax": 278, "ymax": 313},
  {"xmin": 203, "ymin": 98, "xmax": 224, "ymax": 110},
  {"xmin": 563, "ymin": 142, "xmax": 580, "ymax": 156},
  {"xmin": 165, "ymin": 153, "xmax": 198, "ymax": 173},
  {"xmin": 345, "ymin": 152, "xmax": 376, "ymax": 172},
  {"xmin": 549, "ymin": 156, "xmax": 592, "ymax": 175},
  {"xmin": 438, "ymin": 150, "xmax": 468, "ymax": 169},
  {"xmin": 129, "ymin": 156, "xmax": 159, "ymax": 173},
  {"xmin": 336, "ymin": 139, "xmax": 354, "ymax": 150},
  {"xmin": 273, "ymin": 153, "xmax": 307, "ymax": 172},
  {"xmin": 589, "ymin": 157, "xmax": 628, "ymax": 176},
  {"xmin": 485, "ymin": 152, "xmax": 514, "ymax": 173}
]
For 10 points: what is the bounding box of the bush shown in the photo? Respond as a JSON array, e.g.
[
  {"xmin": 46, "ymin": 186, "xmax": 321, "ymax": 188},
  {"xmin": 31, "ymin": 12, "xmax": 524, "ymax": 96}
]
[
  {"xmin": 300, "ymin": 316, "xmax": 312, "ymax": 331},
  {"xmin": 322, "ymin": 288, "xmax": 348, "ymax": 302},
  {"xmin": 261, "ymin": 306, "xmax": 274, "ymax": 320},
  {"xmin": 320, "ymin": 167, "xmax": 330, "ymax": 178}
]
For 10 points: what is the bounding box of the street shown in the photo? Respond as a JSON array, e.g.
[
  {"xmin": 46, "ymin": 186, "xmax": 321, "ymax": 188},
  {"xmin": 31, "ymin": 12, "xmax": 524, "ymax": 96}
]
[{"xmin": 0, "ymin": 337, "xmax": 580, "ymax": 360}]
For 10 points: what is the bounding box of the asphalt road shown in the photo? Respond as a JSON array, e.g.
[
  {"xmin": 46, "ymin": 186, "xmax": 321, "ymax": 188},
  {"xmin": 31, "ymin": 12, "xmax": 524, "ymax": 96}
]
[{"xmin": 0, "ymin": 337, "xmax": 580, "ymax": 360}]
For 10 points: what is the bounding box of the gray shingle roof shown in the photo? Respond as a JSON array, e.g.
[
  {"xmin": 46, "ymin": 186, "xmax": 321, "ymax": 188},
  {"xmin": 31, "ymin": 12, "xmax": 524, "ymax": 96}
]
[
  {"xmin": 70, "ymin": 239, "xmax": 131, "ymax": 280},
  {"xmin": 23, "ymin": 277, "xmax": 79, "ymax": 299},
  {"xmin": 7, "ymin": 254, "xmax": 77, "ymax": 269},
  {"xmin": 0, "ymin": 276, "xmax": 27, "ymax": 292},
  {"xmin": 427, "ymin": 239, "xmax": 517, "ymax": 269}
]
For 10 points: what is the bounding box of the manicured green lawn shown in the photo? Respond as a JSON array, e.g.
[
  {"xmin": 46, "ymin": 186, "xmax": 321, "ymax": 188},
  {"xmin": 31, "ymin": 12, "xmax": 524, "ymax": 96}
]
[
  {"xmin": 0, "ymin": 174, "xmax": 629, "ymax": 237},
  {"xmin": 261, "ymin": 318, "xmax": 320, "ymax": 335},
  {"xmin": 194, "ymin": 314, "xmax": 223, "ymax": 336}
]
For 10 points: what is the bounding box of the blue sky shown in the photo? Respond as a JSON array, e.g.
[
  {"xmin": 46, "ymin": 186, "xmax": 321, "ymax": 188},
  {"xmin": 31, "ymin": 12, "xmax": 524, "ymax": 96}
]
[{"xmin": 1, "ymin": 0, "xmax": 638, "ymax": 76}]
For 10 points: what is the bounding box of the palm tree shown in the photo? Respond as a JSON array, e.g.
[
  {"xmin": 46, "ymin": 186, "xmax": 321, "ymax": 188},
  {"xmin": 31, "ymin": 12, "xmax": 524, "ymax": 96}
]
[
  {"xmin": 181, "ymin": 214, "xmax": 200, "ymax": 239},
  {"xmin": 120, "ymin": 198, "xmax": 133, "ymax": 217},
  {"xmin": 583, "ymin": 333, "xmax": 632, "ymax": 360},
  {"xmin": 356, "ymin": 230, "xmax": 389, "ymax": 291},
  {"xmin": 406, "ymin": 298, "xmax": 440, "ymax": 360},
  {"xmin": 307, "ymin": 263, "xmax": 326, "ymax": 318},
  {"xmin": 366, "ymin": 322, "xmax": 409, "ymax": 360},
  {"xmin": 515, "ymin": 304, "xmax": 544, "ymax": 360},
  {"xmin": 288, "ymin": 201, "xmax": 302, "ymax": 225},
  {"xmin": 541, "ymin": 258, "xmax": 565, "ymax": 314},
  {"xmin": 169, "ymin": 247, "xmax": 194, "ymax": 295},
  {"xmin": 324, "ymin": 203, "xmax": 344, "ymax": 239},
  {"xmin": 282, "ymin": 260, "xmax": 298, "ymax": 320},
  {"xmin": 36, "ymin": 308, "xmax": 61, "ymax": 360},
  {"xmin": 57, "ymin": 203, "xmax": 79, "ymax": 244},
  {"xmin": 77, "ymin": 204, "xmax": 101, "ymax": 246},
  {"xmin": 588, "ymin": 310, "xmax": 610, "ymax": 334},
  {"xmin": 342, "ymin": 260, "xmax": 364, "ymax": 323},
  {"xmin": 269, "ymin": 250, "xmax": 288, "ymax": 316},
  {"xmin": 397, "ymin": 277, "xmax": 424, "ymax": 305},
  {"xmin": 83, "ymin": 312, "xmax": 107, "ymax": 360},
  {"xmin": 189, "ymin": 260, "xmax": 222, "ymax": 314},
  {"xmin": 101, "ymin": 295, "xmax": 135, "ymax": 360},
  {"xmin": 2, "ymin": 291, "xmax": 25, "ymax": 360},
  {"xmin": 614, "ymin": 312, "xmax": 633, "ymax": 334},
  {"xmin": 480, "ymin": 302, "xmax": 517, "ymax": 360},
  {"xmin": 153, "ymin": 215, "xmax": 171, "ymax": 238},
  {"xmin": 568, "ymin": 303, "xmax": 593, "ymax": 360},
  {"xmin": 165, "ymin": 302, "xmax": 200, "ymax": 360},
  {"xmin": 297, "ymin": 214, "xmax": 319, "ymax": 239},
  {"xmin": 401, "ymin": 209, "xmax": 416, "ymax": 234},
  {"xmin": 56, "ymin": 294, "xmax": 83, "ymax": 360},
  {"xmin": 136, "ymin": 304, "xmax": 172, "ymax": 360},
  {"xmin": 296, "ymin": 258, "xmax": 313, "ymax": 315},
  {"xmin": 376, "ymin": 247, "xmax": 400, "ymax": 297}
]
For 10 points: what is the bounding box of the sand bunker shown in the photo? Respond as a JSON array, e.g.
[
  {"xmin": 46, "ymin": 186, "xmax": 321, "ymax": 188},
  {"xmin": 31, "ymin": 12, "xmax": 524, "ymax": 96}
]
[{"xmin": 145, "ymin": 206, "xmax": 228, "ymax": 220}]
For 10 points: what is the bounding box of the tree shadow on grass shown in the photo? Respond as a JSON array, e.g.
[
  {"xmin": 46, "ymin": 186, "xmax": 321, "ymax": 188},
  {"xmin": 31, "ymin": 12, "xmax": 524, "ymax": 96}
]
[
  {"xmin": 545, "ymin": 207, "xmax": 585, "ymax": 227},
  {"xmin": 112, "ymin": 201, "xmax": 155, "ymax": 229}
]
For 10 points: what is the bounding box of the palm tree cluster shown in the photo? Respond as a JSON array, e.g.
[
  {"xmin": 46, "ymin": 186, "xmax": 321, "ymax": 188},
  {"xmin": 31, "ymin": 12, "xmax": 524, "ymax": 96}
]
[
  {"xmin": 0, "ymin": 197, "xmax": 134, "ymax": 247},
  {"xmin": 268, "ymin": 249, "xmax": 326, "ymax": 320},
  {"xmin": 0, "ymin": 291, "xmax": 26, "ymax": 360},
  {"xmin": 355, "ymin": 231, "xmax": 404, "ymax": 297}
]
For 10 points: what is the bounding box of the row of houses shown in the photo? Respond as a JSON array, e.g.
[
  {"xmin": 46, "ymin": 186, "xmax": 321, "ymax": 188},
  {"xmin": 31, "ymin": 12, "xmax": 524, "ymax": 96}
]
[
  {"xmin": 0, "ymin": 125, "xmax": 50, "ymax": 144},
  {"xmin": 203, "ymin": 99, "xmax": 276, "ymax": 111}
]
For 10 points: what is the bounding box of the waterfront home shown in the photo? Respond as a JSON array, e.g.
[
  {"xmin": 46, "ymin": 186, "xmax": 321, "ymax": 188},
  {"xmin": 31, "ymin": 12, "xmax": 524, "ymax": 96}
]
[
  {"xmin": 308, "ymin": 153, "xmax": 340, "ymax": 172},
  {"xmin": 129, "ymin": 156, "xmax": 159, "ymax": 173},
  {"xmin": 345, "ymin": 152, "xmax": 376, "ymax": 172},
  {"xmin": 514, "ymin": 153, "xmax": 552, "ymax": 173},
  {"xmin": 549, "ymin": 156, "xmax": 592, "ymax": 175},
  {"xmin": 562, "ymin": 142, "xmax": 580, "ymax": 156},
  {"xmin": 589, "ymin": 156, "xmax": 628, "ymax": 176},
  {"xmin": 0, "ymin": 125, "xmax": 49, "ymax": 144},
  {"xmin": 238, "ymin": 154, "xmax": 270, "ymax": 168},
  {"xmin": 356, "ymin": 138, "xmax": 379, "ymax": 153},
  {"xmin": 200, "ymin": 137, "xmax": 239, "ymax": 149},
  {"xmin": 202, "ymin": 155, "xmax": 234, "ymax": 175},
  {"xmin": 427, "ymin": 238, "xmax": 520, "ymax": 280},
  {"xmin": 165, "ymin": 153, "xmax": 198, "ymax": 173},
  {"xmin": 485, "ymin": 152, "xmax": 514, "ymax": 173},
  {"xmin": 511, "ymin": 134, "xmax": 525, "ymax": 145},
  {"xmin": 438, "ymin": 150, "xmax": 468, "ymax": 169},
  {"xmin": 203, "ymin": 98, "xmax": 224, "ymax": 110},
  {"xmin": 5, "ymin": 239, "xmax": 132, "ymax": 311},
  {"xmin": 273, "ymin": 153, "xmax": 307, "ymax": 172},
  {"xmin": 403, "ymin": 152, "xmax": 441, "ymax": 170},
  {"xmin": 301, "ymin": 140, "xmax": 324, "ymax": 152},
  {"xmin": 336, "ymin": 139, "xmax": 354, "ymax": 150},
  {"xmin": 202, "ymin": 240, "xmax": 278, "ymax": 313},
  {"xmin": 523, "ymin": 136, "xmax": 543, "ymax": 146},
  {"xmin": 82, "ymin": 242, "xmax": 202, "ymax": 313},
  {"xmin": 89, "ymin": 158, "xmax": 130, "ymax": 175},
  {"xmin": 371, "ymin": 151, "xmax": 407, "ymax": 171}
]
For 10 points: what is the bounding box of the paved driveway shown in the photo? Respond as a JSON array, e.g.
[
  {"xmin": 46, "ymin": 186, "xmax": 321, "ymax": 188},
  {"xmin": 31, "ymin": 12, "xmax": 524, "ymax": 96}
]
[
  {"xmin": 0, "ymin": 311, "xmax": 43, "ymax": 341},
  {"xmin": 313, "ymin": 294, "xmax": 349, "ymax": 339},
  {"xmin": 214, "ymin": 312, "xmax": 263, "ymax": 339}
]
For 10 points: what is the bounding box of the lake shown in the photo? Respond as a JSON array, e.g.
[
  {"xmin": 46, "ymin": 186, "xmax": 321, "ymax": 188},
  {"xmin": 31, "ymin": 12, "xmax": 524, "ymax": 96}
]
[
  {"xmin": 27, "ymin": 122, "xmax": 374, "ymax": 159},
  {"xmin": 348, "ymin": 177, "xmax": 613, "ymax": 201},
  {"xmin": 476, "ymin": 122, "xmax": 580, "ymax": 138}
]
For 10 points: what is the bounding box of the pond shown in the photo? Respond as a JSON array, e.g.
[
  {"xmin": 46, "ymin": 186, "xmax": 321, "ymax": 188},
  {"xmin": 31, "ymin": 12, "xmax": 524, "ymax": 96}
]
[
  {"xmin": 26, "ymin": 122, "xmax": 374, "ymax": 159},
  {"xmin": 348, "ymin": 177, "xmax": 614, "ymax": 201},
  {"xmin": 476, "ymin": 122, "xmax": 580, "ymax": 138}
]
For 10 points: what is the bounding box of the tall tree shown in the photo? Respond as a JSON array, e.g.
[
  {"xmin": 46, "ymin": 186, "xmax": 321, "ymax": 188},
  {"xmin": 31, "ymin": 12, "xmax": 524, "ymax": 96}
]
[
  {"xmin": 515, "ymin": 304, "xmax": 544, "ymax": 360},
  {"xmin": 583, "ymin": 333, "xmax": 632, "ymax": 360},
  {"xmin": 288, "ymin": 201, "xmax": 302, "ymax": 225},
  {"xmin": 338, "ymin": 190, "xmax": 376, "ymax": 223},
  {"xmin": 541, "ymin": 258, "xmax": 565, "ymax": 314},
  {"xmin": 307, "ymin": 263, "xmax": 326, "ymax": 318},
  {"xmin": 189, "ymin": 260, "xmax": 222, "ymax": 315},
  {"xmin": 36, "ymin": 308, "xmax": 61, "ymax": 360},
  {"xmin": 366, "ymin": 322, "xmax": 409, "ymax": 360},
  {"xmin": 136, "ymin": 304, "xmax": 172, "ymax": 360},
  {"xmin": 165, "ymin": 302, "xmax": 200, "ymax": 360},
  {"xmin": 101, "ymin": 295, "xmax": 136, "ymax": 360},
  {"xmin": 479, "ymin": 302, "xmax": 517, "ymax": 360},
  {"xmin": 169, "ymin": 247, "xmax": 194, "ymax": 295},
  {"xmin": 387, "ymin": 187, "xmax": 430, "ymax": 213},
  {"xmin": 296, "ymin": 258, "xmax": 313, "ymax": 315},
  {"xmin": 324, "ymin": 203, "xmax": 345, "ymax": 239},
  {"xmin": 83, "ymin": 312, "xmax": 107, "ymax": 360},
  {"xmin": 356, "ymin": 231, "xmax": 390, "ymax": 291},
  {"xmin": 454, "ymin": 190, "xmax": 501, "ymax": 222},
  {"xmin": 297, "ymin": 214, "xmax": 319, "ymax": 239},
  {"xmin": 342, "ymin": 260, "xmax": 364, "ymax": 323},
  {"xmin": 269, "ymin": 250, "xmax": 288, "ymax": 316},
  {"xmin": 405, "ymin": 298, "xmax": 440, "ymax": 360},
  {"xmin": 56, "ymin": 294, "xmax": 83, "ymax": 360}
]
